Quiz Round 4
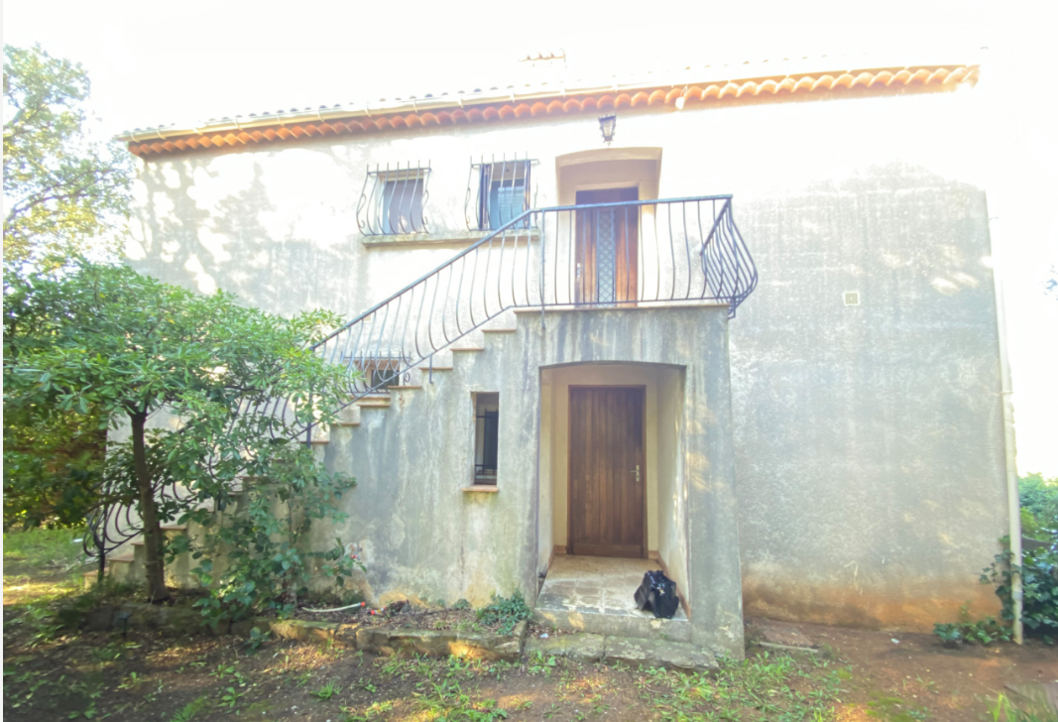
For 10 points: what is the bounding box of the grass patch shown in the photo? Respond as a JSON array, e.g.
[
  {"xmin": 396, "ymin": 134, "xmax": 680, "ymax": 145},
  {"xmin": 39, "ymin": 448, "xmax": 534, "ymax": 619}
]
[
  {"xmin": 638, "ymin": 650, "xmax": 848, "ymax": 721},
  {"xmin": 3, "ymin": 526, "xmax": 88, "ymax": 571}
]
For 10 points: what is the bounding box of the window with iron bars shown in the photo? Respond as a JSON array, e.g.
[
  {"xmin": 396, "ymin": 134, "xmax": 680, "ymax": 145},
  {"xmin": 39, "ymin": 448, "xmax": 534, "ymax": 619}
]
[
  {"xmin": 465, "ymin": 156, "xmax": 534, "ymax": 231},
  {"xmin": 357, "ymin": 162, "xmax": 431, "ymax": 236},
  {"xmin": 473, "ymin": 392, "xmax": 499, "ymax": 484}
]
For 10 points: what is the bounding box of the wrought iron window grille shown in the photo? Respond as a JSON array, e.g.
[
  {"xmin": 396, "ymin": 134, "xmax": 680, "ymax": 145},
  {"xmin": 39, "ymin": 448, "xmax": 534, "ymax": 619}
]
[
  {"xmin": 357, "ymin": 162, "xmax": 431, "ymax": 236},
  {"xmin": 473, "ymin": 393, "xmax": 499, "ymax": 482},
  {"xmin": 465, "ymin": 155, "xmax": 536, "ymax": 232}
]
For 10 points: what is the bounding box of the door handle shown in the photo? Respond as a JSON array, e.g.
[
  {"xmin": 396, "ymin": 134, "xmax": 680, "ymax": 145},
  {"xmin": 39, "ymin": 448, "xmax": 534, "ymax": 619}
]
[
  {"xmin": 576, "ymin": 263, "xmax": 582, "ymax": 281},
  {"xmin": 630, "ymin": 464, "xmax": 640, "ymax": 484}
]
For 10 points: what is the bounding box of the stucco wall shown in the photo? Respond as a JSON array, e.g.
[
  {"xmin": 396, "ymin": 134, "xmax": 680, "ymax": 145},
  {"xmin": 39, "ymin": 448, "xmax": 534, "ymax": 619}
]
[
  {"xmin": 730, "ymin": 170, "xmax": 1006, "ymax": 629},
  {"xmin": 128, "ymin": 82, "xmax": 1008, "ymax": 631}
]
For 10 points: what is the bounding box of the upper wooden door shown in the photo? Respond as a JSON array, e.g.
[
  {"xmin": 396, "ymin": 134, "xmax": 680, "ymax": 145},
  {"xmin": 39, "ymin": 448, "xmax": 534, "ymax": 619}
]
[
  {"xmin": 568, "ymin": 386, "xmax": 646, "ymax": 558},
  {"xmin": 575, "ymin": 188, "xmax": 639, "ymax": 305}
]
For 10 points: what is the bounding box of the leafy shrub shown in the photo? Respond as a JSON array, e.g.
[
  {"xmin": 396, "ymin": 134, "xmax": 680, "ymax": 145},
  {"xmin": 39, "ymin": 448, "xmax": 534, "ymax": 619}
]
[
  {"xmin": 476, "ymin": 590, "xmax": 531, "ymax": 634},
  {"xmin": 180, "ymin": 466, "xmax": 362, "ymax": 627},
  {"xmin": 1020, "ymin": 473, "xmax": 1058, "ymax": 538},
  {"xmin": 933, "ymin": 605, "xmax": 1011, "ymax": 646},
  {"xmin": 980, "ymin": 534, "xmax": 1058, "ymax": 644}
]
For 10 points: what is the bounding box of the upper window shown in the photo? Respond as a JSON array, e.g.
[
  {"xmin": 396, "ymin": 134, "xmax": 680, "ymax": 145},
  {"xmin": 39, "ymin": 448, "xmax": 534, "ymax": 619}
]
[
  {"xmin": 357, "ymin": 163, "xmax": 430, "ymax": 236},
  {"xmin": 466, "ymin": 157, "xmax": 533, "ymax": 231}
]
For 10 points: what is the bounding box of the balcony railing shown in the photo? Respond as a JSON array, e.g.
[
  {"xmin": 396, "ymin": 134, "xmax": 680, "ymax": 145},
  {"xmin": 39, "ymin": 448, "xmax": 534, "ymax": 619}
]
[
  {"xmin": 82, "ymin": 195, "xmax": 757, "ymax": 563},
  {"xmin": 314, "ymin": 195, "xmax": 756, "ymax": 408}
]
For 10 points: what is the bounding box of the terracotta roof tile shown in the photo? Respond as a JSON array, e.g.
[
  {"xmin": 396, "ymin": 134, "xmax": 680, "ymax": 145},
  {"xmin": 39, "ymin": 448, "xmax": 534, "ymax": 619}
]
[{"xmin": 124, "ymin": 65, "xmax": 977, "ymax": 157}]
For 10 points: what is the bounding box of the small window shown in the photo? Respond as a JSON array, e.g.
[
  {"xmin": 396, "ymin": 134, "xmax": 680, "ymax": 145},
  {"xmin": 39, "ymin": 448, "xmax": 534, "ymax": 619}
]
[
  {"xmin": 357, "ymin": 163, "xmax": 430, "ymax": 236},
  {"xmin": 354, "ymin": 357, "xmax": 403, "ymax": 392},
  {"xmin": 467, "ymin": 158, "xmax": 533, "ymax": 231},
  {"xmin": 473, "ymin": 393, "xmax": 499, "ymax": 484}
]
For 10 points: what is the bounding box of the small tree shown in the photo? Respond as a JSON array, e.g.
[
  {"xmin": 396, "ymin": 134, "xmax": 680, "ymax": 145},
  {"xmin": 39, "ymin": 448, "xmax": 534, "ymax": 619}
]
[
  {"xmin": 4, "ymin": 260, "xmax": 355, "ymax": 602},
  {"xmin": 4, "ymin": 45, "xmax": 132, "ymax": 267}
]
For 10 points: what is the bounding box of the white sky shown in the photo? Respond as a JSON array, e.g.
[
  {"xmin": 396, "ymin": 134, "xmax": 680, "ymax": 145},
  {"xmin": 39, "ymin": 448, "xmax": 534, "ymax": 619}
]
[{"xmin": 5, "ymin": 0, "xmax": 1056, "ymax": 476}]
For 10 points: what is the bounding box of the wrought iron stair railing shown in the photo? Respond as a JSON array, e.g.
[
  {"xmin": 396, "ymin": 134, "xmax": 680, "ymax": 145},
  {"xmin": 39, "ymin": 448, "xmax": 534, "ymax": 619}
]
[
  {"xmin": 84, "ymin": 195, "xmax": 756, "ymax": 565},
  {"xmin": 301, "ymin": 194, "xmax": 756, "ymax": 431}
]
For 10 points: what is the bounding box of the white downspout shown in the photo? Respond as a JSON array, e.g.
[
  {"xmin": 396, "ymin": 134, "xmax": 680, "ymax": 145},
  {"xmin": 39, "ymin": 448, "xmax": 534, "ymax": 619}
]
[{"xmin": 991, "ymin": 213, "xmax": 1023, "ymax": 645}]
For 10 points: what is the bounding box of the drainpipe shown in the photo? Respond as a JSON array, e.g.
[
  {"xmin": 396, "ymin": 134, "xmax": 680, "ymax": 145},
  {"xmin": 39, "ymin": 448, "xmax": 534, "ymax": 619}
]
[{"xmin": 990, "ymin": 213, "xmax": 1023, "ymax": 645}]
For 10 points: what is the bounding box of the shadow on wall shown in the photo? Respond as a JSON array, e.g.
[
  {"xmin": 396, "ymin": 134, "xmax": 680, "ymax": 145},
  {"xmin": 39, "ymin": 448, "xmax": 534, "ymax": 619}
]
[{"xmin": 131, "ymin": 146, "xmax": 366, "ymax": 318}]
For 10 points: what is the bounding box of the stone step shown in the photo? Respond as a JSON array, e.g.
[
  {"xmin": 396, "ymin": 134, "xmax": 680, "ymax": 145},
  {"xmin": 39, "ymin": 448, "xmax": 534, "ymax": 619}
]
[
  {"xmin": 450, "ymin": 347, "xmax": 485, "ymax": 353},
  {"xmin": 482, "ymin": 328, "xmax": 517, "ymax": 334},
  {"xmin": 357, "ymin": 395, "xmax": 392, "ymax": 408},
  {"xmin": 532, "ymin": 606, "xmax": 691, "ymax": 644}
]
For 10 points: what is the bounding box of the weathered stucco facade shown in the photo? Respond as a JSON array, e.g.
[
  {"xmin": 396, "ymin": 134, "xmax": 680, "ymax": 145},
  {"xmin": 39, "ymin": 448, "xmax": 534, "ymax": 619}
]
[{"xmin": 123, "ymin": 62, "xmax": 1008, "ymax": 639}]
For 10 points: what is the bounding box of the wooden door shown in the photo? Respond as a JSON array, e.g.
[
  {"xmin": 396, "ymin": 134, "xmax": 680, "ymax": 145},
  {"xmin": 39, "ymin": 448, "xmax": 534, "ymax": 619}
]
[
  {"xmin": 568, "ymin": 386, "xmax": 645, "ymax": 558},
  {"xmin": 575, "ymin": 188, "xmax": 639, "ymax": 305}
]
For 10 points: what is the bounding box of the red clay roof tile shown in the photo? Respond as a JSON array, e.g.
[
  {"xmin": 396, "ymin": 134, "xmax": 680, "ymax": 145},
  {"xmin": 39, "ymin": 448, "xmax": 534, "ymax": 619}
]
[{"xmin": 126, "ymin": 65, "xmax": 977, "ymax": 157}]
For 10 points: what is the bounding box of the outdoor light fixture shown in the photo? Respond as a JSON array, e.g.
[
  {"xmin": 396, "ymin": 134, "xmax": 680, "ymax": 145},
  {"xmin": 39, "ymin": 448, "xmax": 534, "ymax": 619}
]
[{"xmin": 598, "ymin": 114, "xmax": 617, "ymax": 144}]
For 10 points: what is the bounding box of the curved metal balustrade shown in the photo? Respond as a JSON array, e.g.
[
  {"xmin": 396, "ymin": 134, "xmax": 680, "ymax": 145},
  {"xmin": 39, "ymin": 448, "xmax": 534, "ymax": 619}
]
[
  {"xmin": 85, "ymin": 195, "xmax": 756, "ymax": 564},
  {"xmin": 310, "ymin": 195, "xmax": 756, "ymax": 422}
]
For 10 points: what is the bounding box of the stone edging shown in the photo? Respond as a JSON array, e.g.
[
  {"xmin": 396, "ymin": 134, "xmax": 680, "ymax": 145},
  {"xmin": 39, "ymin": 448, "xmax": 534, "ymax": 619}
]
[{"xmin": 64, "ymin": 603, "xmax": 715, "ymax": 670}]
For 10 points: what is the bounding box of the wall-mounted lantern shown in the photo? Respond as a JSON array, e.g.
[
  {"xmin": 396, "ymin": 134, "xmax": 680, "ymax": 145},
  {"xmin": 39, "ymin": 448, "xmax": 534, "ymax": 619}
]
[{"xmin": 598, "ymin": 114, "xmax": 617, "ymax": 145}]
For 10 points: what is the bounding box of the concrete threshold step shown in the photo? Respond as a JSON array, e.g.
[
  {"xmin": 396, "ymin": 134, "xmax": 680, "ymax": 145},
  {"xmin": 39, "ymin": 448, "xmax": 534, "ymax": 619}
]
[
  {"xmin": 451, "ymin": 347, "xmax": 485, "ymax": 353},
  {"xmin": 532, "ymin": 606, "xmax": 691, "ymax": 644}
]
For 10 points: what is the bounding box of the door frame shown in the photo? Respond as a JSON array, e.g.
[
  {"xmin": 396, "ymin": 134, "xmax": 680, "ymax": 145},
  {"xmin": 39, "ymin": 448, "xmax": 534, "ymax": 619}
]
[{"xmin": 566, "ymin": 384, "xmax": 648, "ymax": 559}]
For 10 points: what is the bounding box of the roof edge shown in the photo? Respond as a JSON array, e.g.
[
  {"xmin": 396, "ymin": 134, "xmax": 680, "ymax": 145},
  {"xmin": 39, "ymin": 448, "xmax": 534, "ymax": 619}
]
[{"xmin": 121, "ymin": 64, "xmax": 979, "ymax": 156}]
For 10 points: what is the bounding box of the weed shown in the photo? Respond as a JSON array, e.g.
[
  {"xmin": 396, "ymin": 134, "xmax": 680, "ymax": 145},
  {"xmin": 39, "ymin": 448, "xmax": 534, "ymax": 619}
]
[
  {"xmin": 312, "ymin": 681, "xmax": 343, "ymax": 700},
  {"xmin": 244, "ymin": 626, "xmax": 268, "ymax": 652},
  {"xmin": 14, "ymin": 605, "xmax": 64, "ymax": 646},
  {"xmin": 167, "ymin": 697, "xmax": 208, "ymax": 722},
  {"xmin": 476, "ymin": 590, "xmax": 531, "ymax": 634},
  {"xmin": 219, "ymin": 686, "xmax": 245, "ymax": 709}
]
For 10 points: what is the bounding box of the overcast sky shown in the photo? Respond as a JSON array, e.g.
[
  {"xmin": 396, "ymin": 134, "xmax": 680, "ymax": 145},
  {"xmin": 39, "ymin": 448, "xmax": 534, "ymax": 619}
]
[{"xmin": 5, "ymin": 0, "xmax": 1056, "ymax": 475}]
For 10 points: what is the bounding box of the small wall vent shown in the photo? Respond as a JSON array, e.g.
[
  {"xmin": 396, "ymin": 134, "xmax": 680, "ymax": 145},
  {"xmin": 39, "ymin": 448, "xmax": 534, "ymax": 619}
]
[{"xmin": 844, "ymin": 291, "xmax": 861, "ymax": 306}]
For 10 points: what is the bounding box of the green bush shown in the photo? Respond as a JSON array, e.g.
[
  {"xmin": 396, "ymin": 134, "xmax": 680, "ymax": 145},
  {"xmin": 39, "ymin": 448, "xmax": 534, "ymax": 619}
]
[
  {"xmin": 981, "ymin": 535, "xmax": 1058, "ymax": 644},
  {"xmin": 933, "ymin": 605, "xmax": 1011, "ymax": 646},
  {"xmin": 1020, "ymin": 473, "xmax": 1058, "ymax": 538},
  {"xmin": 476, "ymin": 590, "xmax": 531, "ymax": 634}
]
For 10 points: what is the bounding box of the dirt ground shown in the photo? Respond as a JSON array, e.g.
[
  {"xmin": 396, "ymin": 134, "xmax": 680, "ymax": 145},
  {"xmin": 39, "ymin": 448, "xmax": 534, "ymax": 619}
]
[{"xmin": 3, "ymin": 565, "xmax": 1056, "ymax": 721}]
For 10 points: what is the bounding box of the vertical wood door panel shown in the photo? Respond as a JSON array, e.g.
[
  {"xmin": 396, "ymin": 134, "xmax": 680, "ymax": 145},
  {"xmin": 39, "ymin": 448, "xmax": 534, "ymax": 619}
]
[
  {"xmin": 568, "ymin": 386, "xmax": 645, "ymax": 558},
  {"xmin": 575, "ymin": 188, "xmax": 639, "ymax": 306}
]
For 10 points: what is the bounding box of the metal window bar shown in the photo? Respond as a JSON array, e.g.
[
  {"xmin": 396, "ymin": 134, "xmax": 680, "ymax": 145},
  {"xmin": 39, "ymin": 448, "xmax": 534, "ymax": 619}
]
[
  {"xmin": 357, "ymin": 162, "xmax": 431, "ymax": 236},
  {"xmin": 474, "ymin": 408, "xmax": 499, "ymax": 479},
  {"xmin": 465, "ymin": 155, "xmax": 535, "ymax": 231}
]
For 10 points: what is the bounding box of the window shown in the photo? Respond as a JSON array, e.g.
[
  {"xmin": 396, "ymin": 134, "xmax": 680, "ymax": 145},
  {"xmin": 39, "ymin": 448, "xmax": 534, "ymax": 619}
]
[
  {"xmin": 473, "ymin": 393, "xmax": 499, "ymax": 484},
  {"xmin": 467, "ymin": 158, "xmax": 533, "ymax": 231},
  {"xmin": 357, "ymin": 163, "xmax": 430, "ymax": 236},
  {"xmin": 354, "ymin": 357, "xmax": 404, "ymax": 392}
]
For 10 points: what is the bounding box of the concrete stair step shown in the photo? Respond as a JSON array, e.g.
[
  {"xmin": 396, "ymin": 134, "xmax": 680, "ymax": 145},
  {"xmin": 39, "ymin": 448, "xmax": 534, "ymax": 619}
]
[
  {"xmin": 532, "ymin": 607, "xmax": 691, "ymax": 644},
  {"xmin": 356, "ymin": 395, "xmax": 391, "ymax": 408}
]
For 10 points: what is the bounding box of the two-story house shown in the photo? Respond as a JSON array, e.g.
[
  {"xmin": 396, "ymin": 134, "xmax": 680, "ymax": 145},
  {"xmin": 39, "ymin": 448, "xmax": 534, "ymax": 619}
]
[{"xmin": 112, "ymin": 52, "xmax": 1010, "ymax": 657}]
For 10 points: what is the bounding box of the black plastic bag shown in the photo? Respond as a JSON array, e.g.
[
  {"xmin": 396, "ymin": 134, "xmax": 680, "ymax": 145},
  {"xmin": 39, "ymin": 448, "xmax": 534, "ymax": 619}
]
[{"xmin": 633, "ymin": 570, "xmax": 680, "ymax": 619}]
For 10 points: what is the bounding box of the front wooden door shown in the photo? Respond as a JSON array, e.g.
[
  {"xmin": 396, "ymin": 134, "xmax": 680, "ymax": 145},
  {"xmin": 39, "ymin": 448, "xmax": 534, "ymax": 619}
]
[
  {"xmin": 575, "ymin": 188, "xmax": 639, "ymax": 305},
  {"xmin": 568, "ymin": 386, "xmax": 645, "ymax": 558}
]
